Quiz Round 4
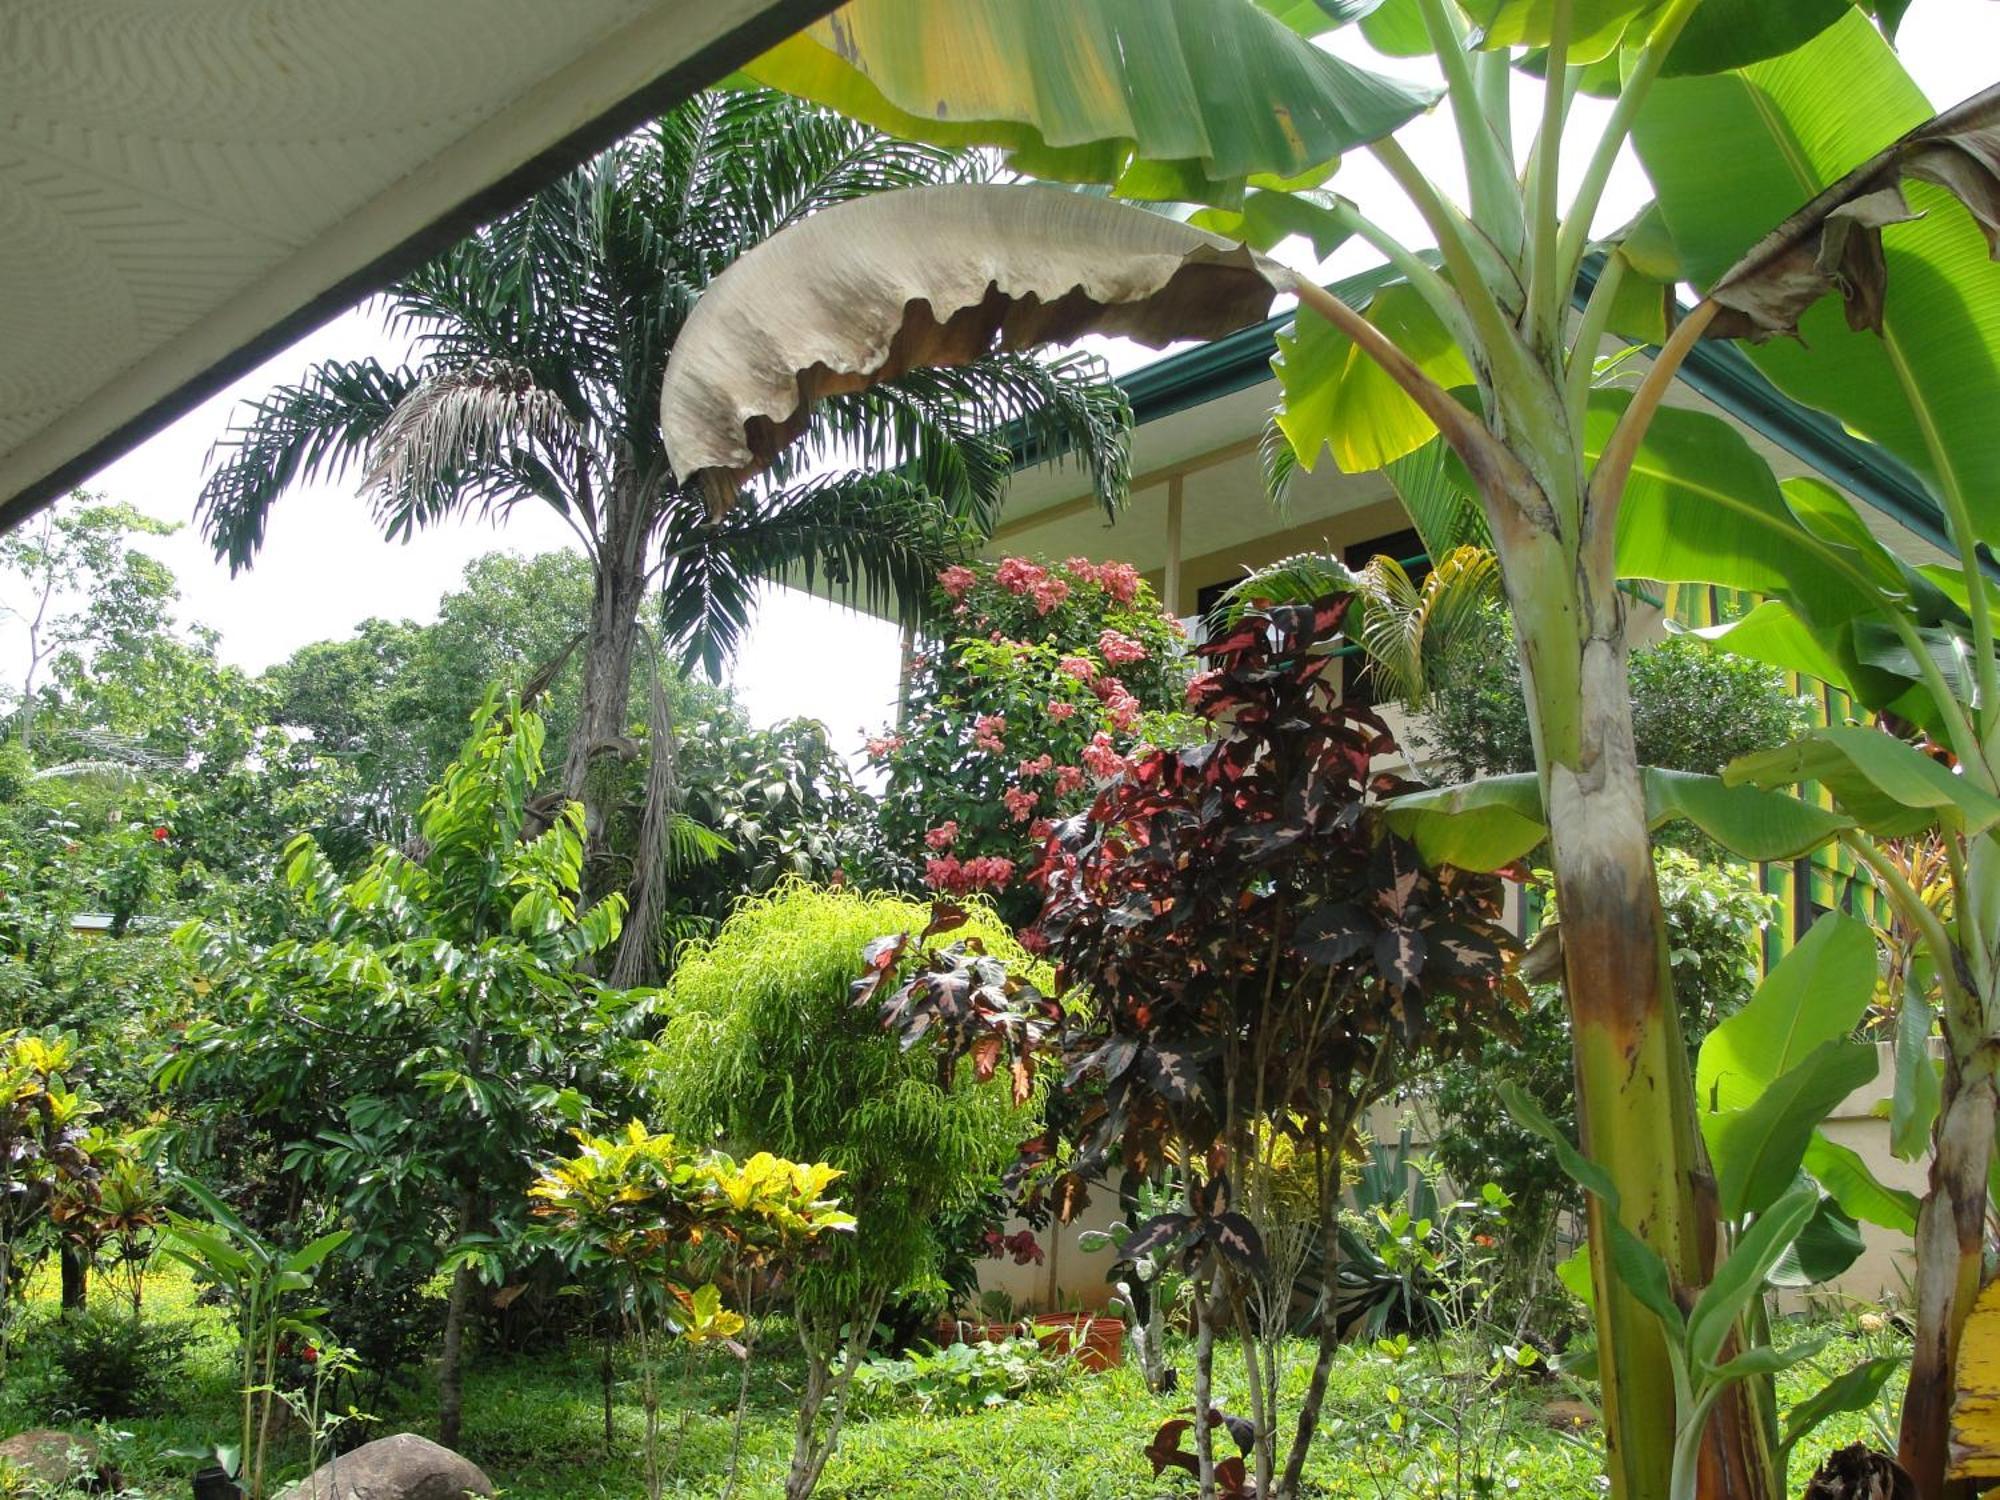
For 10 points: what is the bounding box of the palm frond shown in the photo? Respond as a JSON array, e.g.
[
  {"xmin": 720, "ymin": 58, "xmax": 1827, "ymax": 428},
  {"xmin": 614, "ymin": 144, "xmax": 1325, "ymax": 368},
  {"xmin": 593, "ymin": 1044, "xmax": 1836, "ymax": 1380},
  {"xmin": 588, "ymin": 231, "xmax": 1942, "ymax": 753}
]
[
  {"xmin": 656, "ymin": 473, "xmax": 977, "ymax": 678},
  {"xmin": 1353, "ymin": 546, "xmax": 1502, "ymax": 711},
  {"xmin": 788, "ymin": 352, "xmax": 1131, "ymax": 537},
  {"xmin": 1218, "ymin": 552, "xmax": 1363, "ymax": 629},
  {"xmin": 198, "ymin": 359, "xmax": 420, "ymax": 570},
  {"xmin": 1260, "ymin": 411, "xmax": 1300, "ymax": 515},
  {"xmin": 1383, "ymin": 436, "xmax": 1490, "ymax": 557},
  {"xmin": 360, "ymin": 365, "xmax": 586, "ymax": 541}
]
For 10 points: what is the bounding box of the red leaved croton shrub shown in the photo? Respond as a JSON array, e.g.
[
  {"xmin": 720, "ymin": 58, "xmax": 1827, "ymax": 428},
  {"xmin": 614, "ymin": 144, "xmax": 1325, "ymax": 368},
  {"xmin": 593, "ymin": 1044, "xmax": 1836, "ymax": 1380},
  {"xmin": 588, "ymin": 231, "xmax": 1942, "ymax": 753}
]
[{"xmin": 857, "ymin": 595, "xmax": 1521, "ymax": 1499}]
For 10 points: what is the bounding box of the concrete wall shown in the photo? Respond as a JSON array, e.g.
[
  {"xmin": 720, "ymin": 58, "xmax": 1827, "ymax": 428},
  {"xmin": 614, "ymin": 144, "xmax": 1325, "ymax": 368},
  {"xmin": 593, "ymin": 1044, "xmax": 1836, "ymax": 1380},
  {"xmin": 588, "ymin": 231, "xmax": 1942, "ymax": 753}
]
[{"xmin": 976, "ymin": 1042, "xmax": 1924, "ymax": 1316}]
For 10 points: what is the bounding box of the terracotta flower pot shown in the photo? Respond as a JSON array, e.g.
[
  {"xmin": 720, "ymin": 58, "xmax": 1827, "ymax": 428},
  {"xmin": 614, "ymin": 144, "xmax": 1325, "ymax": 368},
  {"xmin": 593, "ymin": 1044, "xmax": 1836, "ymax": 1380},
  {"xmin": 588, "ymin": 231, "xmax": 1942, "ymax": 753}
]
[{"xmin": 1032, "ymin": 1312, "xmax": 1125, "ymax": 1372}]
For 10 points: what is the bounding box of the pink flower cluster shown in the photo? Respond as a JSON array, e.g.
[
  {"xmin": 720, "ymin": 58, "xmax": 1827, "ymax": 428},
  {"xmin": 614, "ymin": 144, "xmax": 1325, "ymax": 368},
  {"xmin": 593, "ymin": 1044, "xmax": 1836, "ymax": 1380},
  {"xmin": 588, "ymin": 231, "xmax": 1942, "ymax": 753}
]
[
  {"xmin": 1082, "ymin": 732, "xmax": 1129, "ymax": 781},
  {"xmin": 1058, "ymin": 655, "xmax": 1097, "ymax": 683},
  {"xmin": 925, "ymin": 853, "xmax": 1018, "ymax": 894},
  {"xmin": 1097, "ymin": 628, "xmax": 1146, "ymax": 666},
  {"xmin": 1054, "ymin": 764, "xmax": 1085, "ymax": 796},
  {"xmin": 924, "ymin": 821, "xmax": 960, "ymax": 851},
  {"xmin": 1003, "ymin": 786, "xmax": 1040, "ymax": 823},
  {"xmin": 1063, "ymin": 557, "xmax": 1142, "ymax": 604},
  {"xmin": 1017, "ymin": 754, "xmax": 1054, "ymax": 779},
  {"xmin": 865, "ymin": 733, "xmax": 904, "ymax": 760},
  {"xmin": 993, "ymin": 556, "xmax": 1072, "ymax": 615},
  {"xmin": 1047, "ymin": 700, "xmax": 1077, "ymax": 720},
  {"xmin": 938, "ymin": 564, "xmax": 978, "ymax": 602},
  {"xmin": 974, "ymin": 713, "xmax": 1008, "ymax": 753}
]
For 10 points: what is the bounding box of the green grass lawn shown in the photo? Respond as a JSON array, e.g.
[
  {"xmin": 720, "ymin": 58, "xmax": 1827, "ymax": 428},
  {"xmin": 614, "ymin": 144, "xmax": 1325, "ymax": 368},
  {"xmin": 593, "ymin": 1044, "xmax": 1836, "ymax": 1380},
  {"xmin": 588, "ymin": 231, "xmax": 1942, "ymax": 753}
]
[{"xmin": 3, "ymin": 1266, "xmax": 1903, "ymax": 1498}]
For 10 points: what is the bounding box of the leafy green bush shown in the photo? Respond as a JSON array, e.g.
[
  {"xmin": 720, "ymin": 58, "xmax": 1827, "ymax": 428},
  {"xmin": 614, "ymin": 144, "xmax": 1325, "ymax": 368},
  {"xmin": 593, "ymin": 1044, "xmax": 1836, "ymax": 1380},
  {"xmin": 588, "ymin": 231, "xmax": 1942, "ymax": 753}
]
[
  {"xmin": 851, "ymin": 1337, "xmax": 1067, "ymax": 1418},
  {"xmin": 22, "ymin": 1307, "xmax": 196, "ymax": 1419},
  {"xmin": 1419, "ymin": 601, "xmax": 1809, "ymax": 783}
]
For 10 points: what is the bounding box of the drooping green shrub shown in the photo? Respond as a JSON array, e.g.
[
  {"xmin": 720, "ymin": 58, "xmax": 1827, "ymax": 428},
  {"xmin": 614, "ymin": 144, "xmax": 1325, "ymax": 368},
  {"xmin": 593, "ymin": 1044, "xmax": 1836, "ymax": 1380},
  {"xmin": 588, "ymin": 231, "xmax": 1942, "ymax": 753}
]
[
  {"xmin": 651, "ymin": 883, "xmax": 1039, "ymax": 1315},
  {"xmin": 648, "ymin": 881, "xmax": 1044, "ymax": 1499}
]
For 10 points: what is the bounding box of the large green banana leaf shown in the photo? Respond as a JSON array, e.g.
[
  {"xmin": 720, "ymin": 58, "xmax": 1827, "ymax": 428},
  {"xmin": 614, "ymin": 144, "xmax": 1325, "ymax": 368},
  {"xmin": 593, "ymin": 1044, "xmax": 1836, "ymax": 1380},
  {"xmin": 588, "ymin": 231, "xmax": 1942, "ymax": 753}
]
[
  {"xmin": 741, "ymin": 0, "xmax": 1437, "ymax": 205},
  {"xmin": 1382, "ymin": 765, "xmax": 1852, "ymax": 870},
  {"xmin": 1633, "ymin": 11, "xmax": 2000, "ymax": 541}
]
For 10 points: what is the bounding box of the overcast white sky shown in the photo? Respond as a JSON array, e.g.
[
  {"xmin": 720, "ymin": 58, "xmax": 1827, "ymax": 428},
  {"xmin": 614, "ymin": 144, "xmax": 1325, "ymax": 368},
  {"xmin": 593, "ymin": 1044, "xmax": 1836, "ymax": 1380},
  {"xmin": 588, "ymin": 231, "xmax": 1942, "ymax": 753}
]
[{"xmin": 25, "ymin": 3, "xmax": 2000, "ymax": 761}]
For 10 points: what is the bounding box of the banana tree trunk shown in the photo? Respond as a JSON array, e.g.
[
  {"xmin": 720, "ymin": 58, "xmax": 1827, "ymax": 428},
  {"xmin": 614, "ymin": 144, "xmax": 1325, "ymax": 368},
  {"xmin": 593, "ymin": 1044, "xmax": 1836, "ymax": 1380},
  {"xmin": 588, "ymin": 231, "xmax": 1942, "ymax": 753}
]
[
  {"xmin": 1503, "ymin": 516, "xmax": 1774, "ymax": 1500},
  {"xmin": 1899, "ymin": 1050, "xmax": 1995, "ymax": 1499}
]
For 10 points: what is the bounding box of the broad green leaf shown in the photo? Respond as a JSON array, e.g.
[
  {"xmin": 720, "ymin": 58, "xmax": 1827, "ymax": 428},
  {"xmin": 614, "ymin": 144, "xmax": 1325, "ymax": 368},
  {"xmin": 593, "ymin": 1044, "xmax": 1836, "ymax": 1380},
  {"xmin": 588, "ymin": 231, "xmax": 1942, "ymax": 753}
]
[
  {"xmin": 1467, "ymin": 0, "xmax": 1654, "ymax": 61},
  {"xmin": 1706, "ymin": 1038, "xmax": 1878, "ymax": 1217},
  {"xmin": 1891, "ymin": 980, "xmax": 1940, "ymax": 1160},
  {"xmin": 1500, "ymin": 1080, "xmax": 1620, "ymax": 1207},
  {"xmin": 1556, "ymin": 1241, "xmax": 1596, "ymax": 1308},
  {"xmin": 1641, "ymin": 769, "xmax": 1850, "ymax": 862},
  {"xmin": 1767, "ymin": 1194, "xmax": 1866, "ymax": 1287},
  {"xmin": 1778, "ymin": 1355, "xmax": 1904, "ymax": 1462},
  {"xmin": 1383, "ymin": 768, "xmax": 1847, "ymax": 873},
  {"xmin": 1257, "ymin": 0, "xmax": 1387, "ymax": 35},
  {"xmin": 1599, "ymin": 392, "xmax": 1857, "ymax": 625},
  {"xmin": 1726, "ymin": 724, "xmax": 2000, "ymax": 837},
  {"xmin": 1382, "ymin": 774, "xmax": 1546, "ymax": 871},
  {"xmin": 745, "ymin": 0, "xmax": 1438, "ymax": 205},
  {"xmin": 283, "ymin": 1229, "xmax": 352, "ymax": 1275},
  {"xmin": 1635, "ymin": 13, "xmax": 2000, "ymax": 545},
  {"xmin": 1275, "ymin": 283, "xmax": 1476, "ymax": 473},
  {"xmin": 1660, "ymin": 0, "xmax": 1854, "ymax": 78},
  {"xmin": 1802, "ymin": 1131, "xmax": 1920, "ymax": 1232},
  {"xmin": 1710, "ymin": 1332, "xmax": 1833, "ymax": 1384},
  {"xmin": 1359, "ymin": 0, "xmax": 1431, "ymax": 55},
  {"xmin": 1686, "ymin": 1184, "xmax": 1820, "ymax": 1372},
  {"xmin": 1190, "ymin": 189, "xmax": 1355, "ymax": 259},
  {"xmin": 1697, "ymin": 911, "xmax": 1878, "ymax": 1115},
  {"xmin": 1610, "ymin": 1221, "xmax": 1686, "ymax": 1345},
  {"xmin": 1696, "ymin": 601, "xmax": 1853, "ymax": 691}
]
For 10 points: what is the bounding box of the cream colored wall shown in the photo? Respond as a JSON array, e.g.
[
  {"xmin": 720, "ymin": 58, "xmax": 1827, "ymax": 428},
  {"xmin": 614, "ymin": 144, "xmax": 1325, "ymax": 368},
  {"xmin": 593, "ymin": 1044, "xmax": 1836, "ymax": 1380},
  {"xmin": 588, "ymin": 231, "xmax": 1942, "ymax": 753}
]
[{"xmin": 980, "ymin": 1043, "xmax": 1923, "ymax": 1316}]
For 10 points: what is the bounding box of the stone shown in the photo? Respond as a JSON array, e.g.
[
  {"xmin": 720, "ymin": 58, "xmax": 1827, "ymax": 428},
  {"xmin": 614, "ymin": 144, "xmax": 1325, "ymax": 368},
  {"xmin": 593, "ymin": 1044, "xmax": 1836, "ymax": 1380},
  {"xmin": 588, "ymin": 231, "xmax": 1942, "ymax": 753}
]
[
  {"xmin": 0, "ymin": 1429, "xmax": 104, "ymax": 1490},
  {"xmin": 271, "ymin": 1434, "xmax": 493, "ymax": 1500}
]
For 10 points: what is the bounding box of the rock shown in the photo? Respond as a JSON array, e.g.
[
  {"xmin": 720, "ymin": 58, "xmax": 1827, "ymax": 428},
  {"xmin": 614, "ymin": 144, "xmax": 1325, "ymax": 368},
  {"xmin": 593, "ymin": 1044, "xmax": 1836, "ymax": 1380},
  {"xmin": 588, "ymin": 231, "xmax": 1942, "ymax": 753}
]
[
  {"xmin": 0, "ymin": 1429, "xmax": 105, "ymax": 1490},
  {"xmin": 272, "ymin": 1434, "xmax": 493, "ymax": 1500}
]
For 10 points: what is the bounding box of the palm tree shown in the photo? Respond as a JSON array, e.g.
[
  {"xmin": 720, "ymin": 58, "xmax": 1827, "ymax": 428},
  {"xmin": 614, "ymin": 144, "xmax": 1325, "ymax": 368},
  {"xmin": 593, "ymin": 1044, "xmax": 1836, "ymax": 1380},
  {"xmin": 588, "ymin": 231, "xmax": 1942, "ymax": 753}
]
[{"xmin": 198, "ymin": 89, "xmax": 1130, "ymax": 937}]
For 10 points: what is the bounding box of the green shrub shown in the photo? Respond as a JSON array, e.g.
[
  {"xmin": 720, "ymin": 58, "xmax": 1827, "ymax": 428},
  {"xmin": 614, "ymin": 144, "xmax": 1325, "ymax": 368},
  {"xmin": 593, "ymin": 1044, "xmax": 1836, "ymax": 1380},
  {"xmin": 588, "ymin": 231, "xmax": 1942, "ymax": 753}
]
[
  {"xmin": 1420, "ymin": 601, "xmax": 1809, "ymax": 783},
  {"xmin": 25, "ymin": 1307, "xmax": 196, "ymax": 1419},
  {"xmin": 850, "ymin": 1337, "xmax": 1068, "ymax": 1418}
]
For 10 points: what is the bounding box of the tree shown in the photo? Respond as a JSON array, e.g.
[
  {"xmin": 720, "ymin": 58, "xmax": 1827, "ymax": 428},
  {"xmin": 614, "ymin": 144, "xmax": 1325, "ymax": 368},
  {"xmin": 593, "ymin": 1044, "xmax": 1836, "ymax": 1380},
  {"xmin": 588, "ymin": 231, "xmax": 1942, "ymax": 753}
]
[
  {"xmin": 650, "ymin": 883, "xmax": 1037, "ymax": 1500},
  {"xmin": 0, "ymin": 492, "xmax": 176, "ymax": 752},
  {"xmin": 165, "ymin": 700, "xmax": 652, "ymax": 1449},
  {"xmin": 658, "ymin": 10, "xmax": 1997, "ymax": 1492},
  {"xmin": 198, "ymin": 88, "xmax": 1131, "ymax": 966}
]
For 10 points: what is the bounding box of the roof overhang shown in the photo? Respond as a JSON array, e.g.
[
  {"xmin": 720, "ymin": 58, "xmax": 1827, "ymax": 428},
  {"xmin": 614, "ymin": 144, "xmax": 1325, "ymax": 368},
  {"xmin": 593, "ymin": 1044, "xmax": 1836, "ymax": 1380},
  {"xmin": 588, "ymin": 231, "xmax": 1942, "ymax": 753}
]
[{"xmin": 0, "ymin": 0, "xmax": 836, "ymax": 535}]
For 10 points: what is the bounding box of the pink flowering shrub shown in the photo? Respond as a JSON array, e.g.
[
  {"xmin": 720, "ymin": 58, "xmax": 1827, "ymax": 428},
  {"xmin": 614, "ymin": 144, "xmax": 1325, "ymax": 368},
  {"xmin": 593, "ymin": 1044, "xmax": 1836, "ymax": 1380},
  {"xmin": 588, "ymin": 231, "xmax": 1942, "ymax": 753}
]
[{"xmin": 871, "ymin": 555, "xmax": 1197, "ymax": 925}]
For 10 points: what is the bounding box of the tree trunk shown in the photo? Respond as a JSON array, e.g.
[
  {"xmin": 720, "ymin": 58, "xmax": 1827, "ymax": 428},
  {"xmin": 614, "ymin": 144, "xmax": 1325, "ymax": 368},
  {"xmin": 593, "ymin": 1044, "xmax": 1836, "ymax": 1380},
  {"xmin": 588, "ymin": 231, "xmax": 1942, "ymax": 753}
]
[
  {"xmin": 1898, "ymin": 1057, "xmax": 1995, "ymax": 1499},
  {"xmin": 1508, "ymin": 519, "xmax": 1775, "ymax": 1500},
  {"xmin": 59, "ymin": 1242, "xmax": 86, "ymax": 1311},
  {"xmin": 437, "ymin": 1187, "xmax": 481, "ymax": 1452},
  {"xmin": 560, "ymin": 485, "xmax": 652, "ymax": 861}
]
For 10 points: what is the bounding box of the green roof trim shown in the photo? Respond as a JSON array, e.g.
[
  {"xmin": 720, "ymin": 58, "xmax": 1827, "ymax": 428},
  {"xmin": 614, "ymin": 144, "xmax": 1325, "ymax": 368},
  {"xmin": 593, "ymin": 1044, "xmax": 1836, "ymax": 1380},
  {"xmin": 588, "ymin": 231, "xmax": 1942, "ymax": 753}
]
[{"xmin": 1075, "ymin": 257, "xmax": 1955, "ymax": 561}]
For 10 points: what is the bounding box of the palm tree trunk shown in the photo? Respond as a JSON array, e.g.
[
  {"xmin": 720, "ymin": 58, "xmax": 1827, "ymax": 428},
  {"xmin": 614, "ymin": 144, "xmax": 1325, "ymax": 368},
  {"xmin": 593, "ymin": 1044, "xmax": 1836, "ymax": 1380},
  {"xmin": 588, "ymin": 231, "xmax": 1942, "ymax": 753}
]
[{"xmin": 561, "ymin": 491, "xmax": 651, "ymax": 855}]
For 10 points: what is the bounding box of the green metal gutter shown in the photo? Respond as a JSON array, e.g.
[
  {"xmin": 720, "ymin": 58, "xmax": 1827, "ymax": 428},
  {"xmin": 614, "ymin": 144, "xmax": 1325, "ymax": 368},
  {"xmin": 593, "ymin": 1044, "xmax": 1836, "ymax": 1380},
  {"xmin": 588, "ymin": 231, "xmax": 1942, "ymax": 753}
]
[{"xmin": 1036, "ymin": 257, "xmax": 1956, "ymax": 563}]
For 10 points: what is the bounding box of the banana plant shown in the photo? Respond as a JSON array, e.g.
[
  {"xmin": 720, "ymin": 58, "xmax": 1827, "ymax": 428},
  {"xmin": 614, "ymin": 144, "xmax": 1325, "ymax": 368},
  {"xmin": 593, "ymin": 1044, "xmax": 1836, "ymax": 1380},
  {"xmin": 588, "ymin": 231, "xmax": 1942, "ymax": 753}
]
[
  {"xmin": 661, "ymin": 5, "xmax": 2000, "ymax": 1493},
  {"xmin": 162, "ymin": 1176, "xmax": 349, "ymax": 1500}
]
